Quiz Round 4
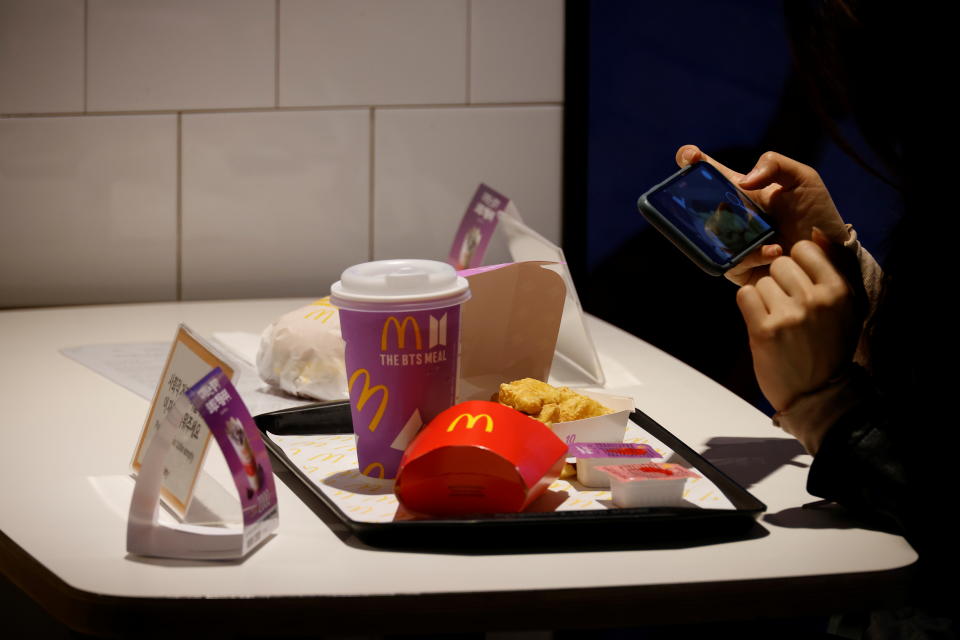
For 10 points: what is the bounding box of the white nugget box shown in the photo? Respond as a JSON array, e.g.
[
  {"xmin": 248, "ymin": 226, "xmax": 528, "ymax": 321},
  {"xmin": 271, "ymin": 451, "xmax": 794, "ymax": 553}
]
[{"xmin": 549, "ymin": 390, "xmax": 634, "ymax": 445}]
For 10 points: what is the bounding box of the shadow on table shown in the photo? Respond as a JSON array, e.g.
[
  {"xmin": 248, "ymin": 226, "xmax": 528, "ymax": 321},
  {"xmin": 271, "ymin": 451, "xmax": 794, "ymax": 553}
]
[
  {"xmin": 765, "ymin": 500, "xmax": 895, "ymax": 534},
  {"xmin": 695, "ymin": 436, "xmax": 807, "ymax": 488},
  {"xmin": 695, "ymin": 437, "xmax": 894, "ymax": 534},
  {"xmin": 363, "ymin": 522, "xmax": 769, "ymax": 556}
]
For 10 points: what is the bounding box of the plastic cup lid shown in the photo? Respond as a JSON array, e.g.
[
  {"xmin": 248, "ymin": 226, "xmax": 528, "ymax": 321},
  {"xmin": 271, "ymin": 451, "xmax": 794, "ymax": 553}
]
[{"xmin": 330, "ymin": 259, "xmax": 470, "ymax": 305}]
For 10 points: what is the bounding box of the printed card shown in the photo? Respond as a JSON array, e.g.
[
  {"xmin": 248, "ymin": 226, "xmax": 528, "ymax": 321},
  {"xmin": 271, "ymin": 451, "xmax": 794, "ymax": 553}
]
[
  {"xmin": 131, "ymin": 325, "xmax": 237, "ymax": 518},
  {"xmin": 187, "ymin": 369, "xmax": 278, "ymax": 552},
  {"xmin": 448, "ymin": 184, "xmax": 517, "ymax": 270}
]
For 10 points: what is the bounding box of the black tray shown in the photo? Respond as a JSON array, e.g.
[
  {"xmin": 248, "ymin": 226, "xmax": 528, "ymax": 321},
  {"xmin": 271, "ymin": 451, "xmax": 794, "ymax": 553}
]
[{"xmin": 254, "ymin": 402, "xmax": 767, "ymax": 550}]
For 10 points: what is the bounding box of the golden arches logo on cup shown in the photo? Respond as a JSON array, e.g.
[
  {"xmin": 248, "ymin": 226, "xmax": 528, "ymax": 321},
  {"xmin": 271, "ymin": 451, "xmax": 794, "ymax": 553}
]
[
  {"xmin": 362, "ymin": 462, "xmax": 386, "ymax": 479},
  {"xmin": 446, "ymin": 412, "xmax": 494, "ymax": 433},
  {"xmin": 380, "ymin": 316, "xmax": 423, "ymax": 351},
  {"xmin": 348, "ymin": 368, "xmax": 388, "ymax": 433}
]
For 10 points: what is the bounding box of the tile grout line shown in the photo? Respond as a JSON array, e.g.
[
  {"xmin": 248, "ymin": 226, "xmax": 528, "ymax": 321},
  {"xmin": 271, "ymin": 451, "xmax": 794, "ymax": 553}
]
[
  {"xmin": 176, "ymin": 113, "xmax": 183, "ymax": 301},
  {"xmin": 274, "ymin": 0, "xmax": 280, "ymax": 107},
  {"xmin": 83, "ymin": 0, "xmax": 88, "ymax": 112},
  {"xmin": 368, "ymin": 108, "xmax": 376, "ymax": 261},
  {"xmin": 465, "ymin": 0, "xmax": 471, "ymax": 104},
  {"xmin": 1, "ymin": 102, "xmax": 562, "ymax": 119}
]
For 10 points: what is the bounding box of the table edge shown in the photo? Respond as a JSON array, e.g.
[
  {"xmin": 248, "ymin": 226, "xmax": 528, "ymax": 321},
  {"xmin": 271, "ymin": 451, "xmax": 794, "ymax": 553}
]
[{"xmin": 2, "ymin": 528, "xmax": 916, "ymax": 636}]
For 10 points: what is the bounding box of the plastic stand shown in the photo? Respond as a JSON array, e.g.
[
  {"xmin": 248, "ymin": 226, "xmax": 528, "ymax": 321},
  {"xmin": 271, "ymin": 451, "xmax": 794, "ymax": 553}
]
[
  {"xmin": 127, "ymin": 368, "xmax": 278, "ymax": 560},
  {"xmin": 498, "ymin": 209, "xmax": 606, "ymax": 386},
  {"xmin": 127, "ymin": 396, "xmax": 246, "ymax": 559}
]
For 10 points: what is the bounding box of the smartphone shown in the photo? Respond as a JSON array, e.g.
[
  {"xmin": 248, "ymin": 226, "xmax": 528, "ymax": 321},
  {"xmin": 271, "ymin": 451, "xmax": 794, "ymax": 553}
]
[{"xmin": 636, "ymin": 161, "xmax": 776, "ymax": 276}]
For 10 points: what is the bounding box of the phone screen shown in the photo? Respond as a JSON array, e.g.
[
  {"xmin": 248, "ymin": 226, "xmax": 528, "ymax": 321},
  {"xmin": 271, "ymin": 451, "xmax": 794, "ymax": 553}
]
[{"xmin": 646, "ymin": 163, "xmax": 772, "ymax": 265}]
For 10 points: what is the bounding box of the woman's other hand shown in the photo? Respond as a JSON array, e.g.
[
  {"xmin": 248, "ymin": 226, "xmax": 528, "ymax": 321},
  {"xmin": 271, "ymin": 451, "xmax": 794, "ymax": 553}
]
[
  {"xmin": 735, "ymin": 232, "xmax": 858, "ymax": 416},
  {"xmin": 675, "ymin": 145, "xmax": 849, "ymax": 286}
]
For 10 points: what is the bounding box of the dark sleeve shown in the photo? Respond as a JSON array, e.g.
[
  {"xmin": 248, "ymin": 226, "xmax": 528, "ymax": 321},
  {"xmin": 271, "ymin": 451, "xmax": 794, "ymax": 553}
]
[
  {"xmin": 809, "ymin": 366, "xmax": 960, "ymax": 620},
  {"xmin": 806, "ymin": 373, "xmax": 910, "ymax": 533}
]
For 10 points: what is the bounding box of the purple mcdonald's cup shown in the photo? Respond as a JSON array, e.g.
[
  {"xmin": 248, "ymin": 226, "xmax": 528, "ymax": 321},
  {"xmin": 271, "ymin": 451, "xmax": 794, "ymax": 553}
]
[{"xmin": 330, "ymin": 260, "xmax": 471, "ymax": 479}]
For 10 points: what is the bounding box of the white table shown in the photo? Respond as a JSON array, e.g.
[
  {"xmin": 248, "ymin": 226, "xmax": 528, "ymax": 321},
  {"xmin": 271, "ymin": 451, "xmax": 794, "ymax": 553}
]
[{"xmin": 0, "ymin": 299, "xmax": 916, "ymax": 636}]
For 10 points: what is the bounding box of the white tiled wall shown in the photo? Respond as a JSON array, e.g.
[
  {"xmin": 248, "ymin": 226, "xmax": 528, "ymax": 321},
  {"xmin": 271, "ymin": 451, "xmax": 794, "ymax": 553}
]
[
  {"xmin": 181, "ymin": 109, "xmax": 370, "ymax": 300},
  {"xmin": 87, "ymin": 0, "xmax": 276, "ymax": 111},
  {"xmin": 0, "ymin": 0, "xmax": 564, "ymax": 308},
  {"xmin": 279, "ymin": 0, "xmax": 468, "ymax": 107},
  {"xmin": 374, "ymin": 106, "xmax": 562, "ymax": 263}
]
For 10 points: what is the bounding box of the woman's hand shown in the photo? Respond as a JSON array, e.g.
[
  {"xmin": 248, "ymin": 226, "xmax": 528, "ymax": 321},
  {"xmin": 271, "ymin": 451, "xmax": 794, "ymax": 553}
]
[
  {"xmin": 735, "ymin": 233, "xmax": 858, "ymax": 414},
  {"xmin": 675, "ymin": 145, "xmax": 849, "ymax": 286}
]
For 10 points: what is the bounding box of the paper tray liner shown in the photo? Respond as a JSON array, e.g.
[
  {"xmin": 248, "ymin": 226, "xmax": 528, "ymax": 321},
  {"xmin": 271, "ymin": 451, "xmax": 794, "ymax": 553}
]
[{"xmin": 254, "ymin": 402, "xmax": 766, "ymax": 549}]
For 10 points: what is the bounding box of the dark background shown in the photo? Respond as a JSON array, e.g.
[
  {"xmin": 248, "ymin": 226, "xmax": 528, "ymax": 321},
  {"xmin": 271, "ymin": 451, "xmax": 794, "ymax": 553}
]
[{"xmin": 563, "ymin": 0, "xmax": 902, "ymax": 411}]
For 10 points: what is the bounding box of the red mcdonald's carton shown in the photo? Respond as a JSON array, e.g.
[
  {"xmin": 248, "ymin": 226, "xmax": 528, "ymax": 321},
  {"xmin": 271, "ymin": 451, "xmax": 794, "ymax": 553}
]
[{"xmin": 394, "ymin": 401, "xmax": 568, "ymax": 516}]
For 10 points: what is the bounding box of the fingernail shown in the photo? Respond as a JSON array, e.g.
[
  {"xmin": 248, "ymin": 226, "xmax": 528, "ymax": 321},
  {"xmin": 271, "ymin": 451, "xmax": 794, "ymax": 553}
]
[{"xmin": 681, "ymin": 148, "xmax": 696, "ymax": 164}]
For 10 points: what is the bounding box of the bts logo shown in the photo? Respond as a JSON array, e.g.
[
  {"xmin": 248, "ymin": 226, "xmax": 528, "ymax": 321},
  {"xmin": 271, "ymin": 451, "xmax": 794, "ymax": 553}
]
[
  {"xmin": 380, "ymin": 314, "xmax": 448, "ymax": 351},
  {"xmin": 446, "ymin": 412, "xmax": 494, "ymax": 433},
  {"xmin": 428, "ymin": 313, "xmax": 447, "ymax": 348}
]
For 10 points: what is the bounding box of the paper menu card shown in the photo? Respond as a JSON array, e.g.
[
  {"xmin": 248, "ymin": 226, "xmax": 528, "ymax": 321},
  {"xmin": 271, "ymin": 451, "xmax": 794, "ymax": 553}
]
[
  {"xmin": 130, "ymin": 324, "xmax": 237, "ymax": 518},
  {"xmin": 60, "ymin": 338, "xmax": 313, "ymax": 417}
]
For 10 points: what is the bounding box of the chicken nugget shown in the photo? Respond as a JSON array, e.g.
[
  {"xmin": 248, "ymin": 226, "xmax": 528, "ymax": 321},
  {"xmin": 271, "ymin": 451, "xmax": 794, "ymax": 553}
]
[
  {"xmin": 558, "ymin": 387, "xmax": 612, "ymax": 421},
  {"xmin": 498, "ymin": 378, "xmax": 560, "ymax": 414},
  {"xmin": 535, "ymin": 403, "xmax": 561, "ymax": 425}
]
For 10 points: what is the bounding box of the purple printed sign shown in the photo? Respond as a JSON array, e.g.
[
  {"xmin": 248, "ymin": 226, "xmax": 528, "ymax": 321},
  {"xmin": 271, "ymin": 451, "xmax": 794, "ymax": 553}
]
[
  {"xmin": 340, "ymin": 305, "xmax": 462, "ymax": 479},
  {"xmin": 187, "ymin": 369, "xmax": 278, "ymax": 548},
  {"xmin": 448, "ymin": 184, "xmax": 510, "ymax": 270}
]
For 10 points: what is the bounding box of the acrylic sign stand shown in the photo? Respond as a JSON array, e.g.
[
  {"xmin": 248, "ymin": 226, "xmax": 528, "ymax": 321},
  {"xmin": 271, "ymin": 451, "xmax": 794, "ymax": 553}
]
[
  {"xmin": 127, "ymin": 395, "xmax": 243, "ymax": 559},
  {"xmin": 127, "ymin": 369, "xmax": 278, "ymax": 560},
  {"xmin": 497, "ymin": 209, "xmax": 606, "ymax": 386},
  {"xmin": 448, "ymin": 184, "xmax": 606, "ymax": 387}
]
